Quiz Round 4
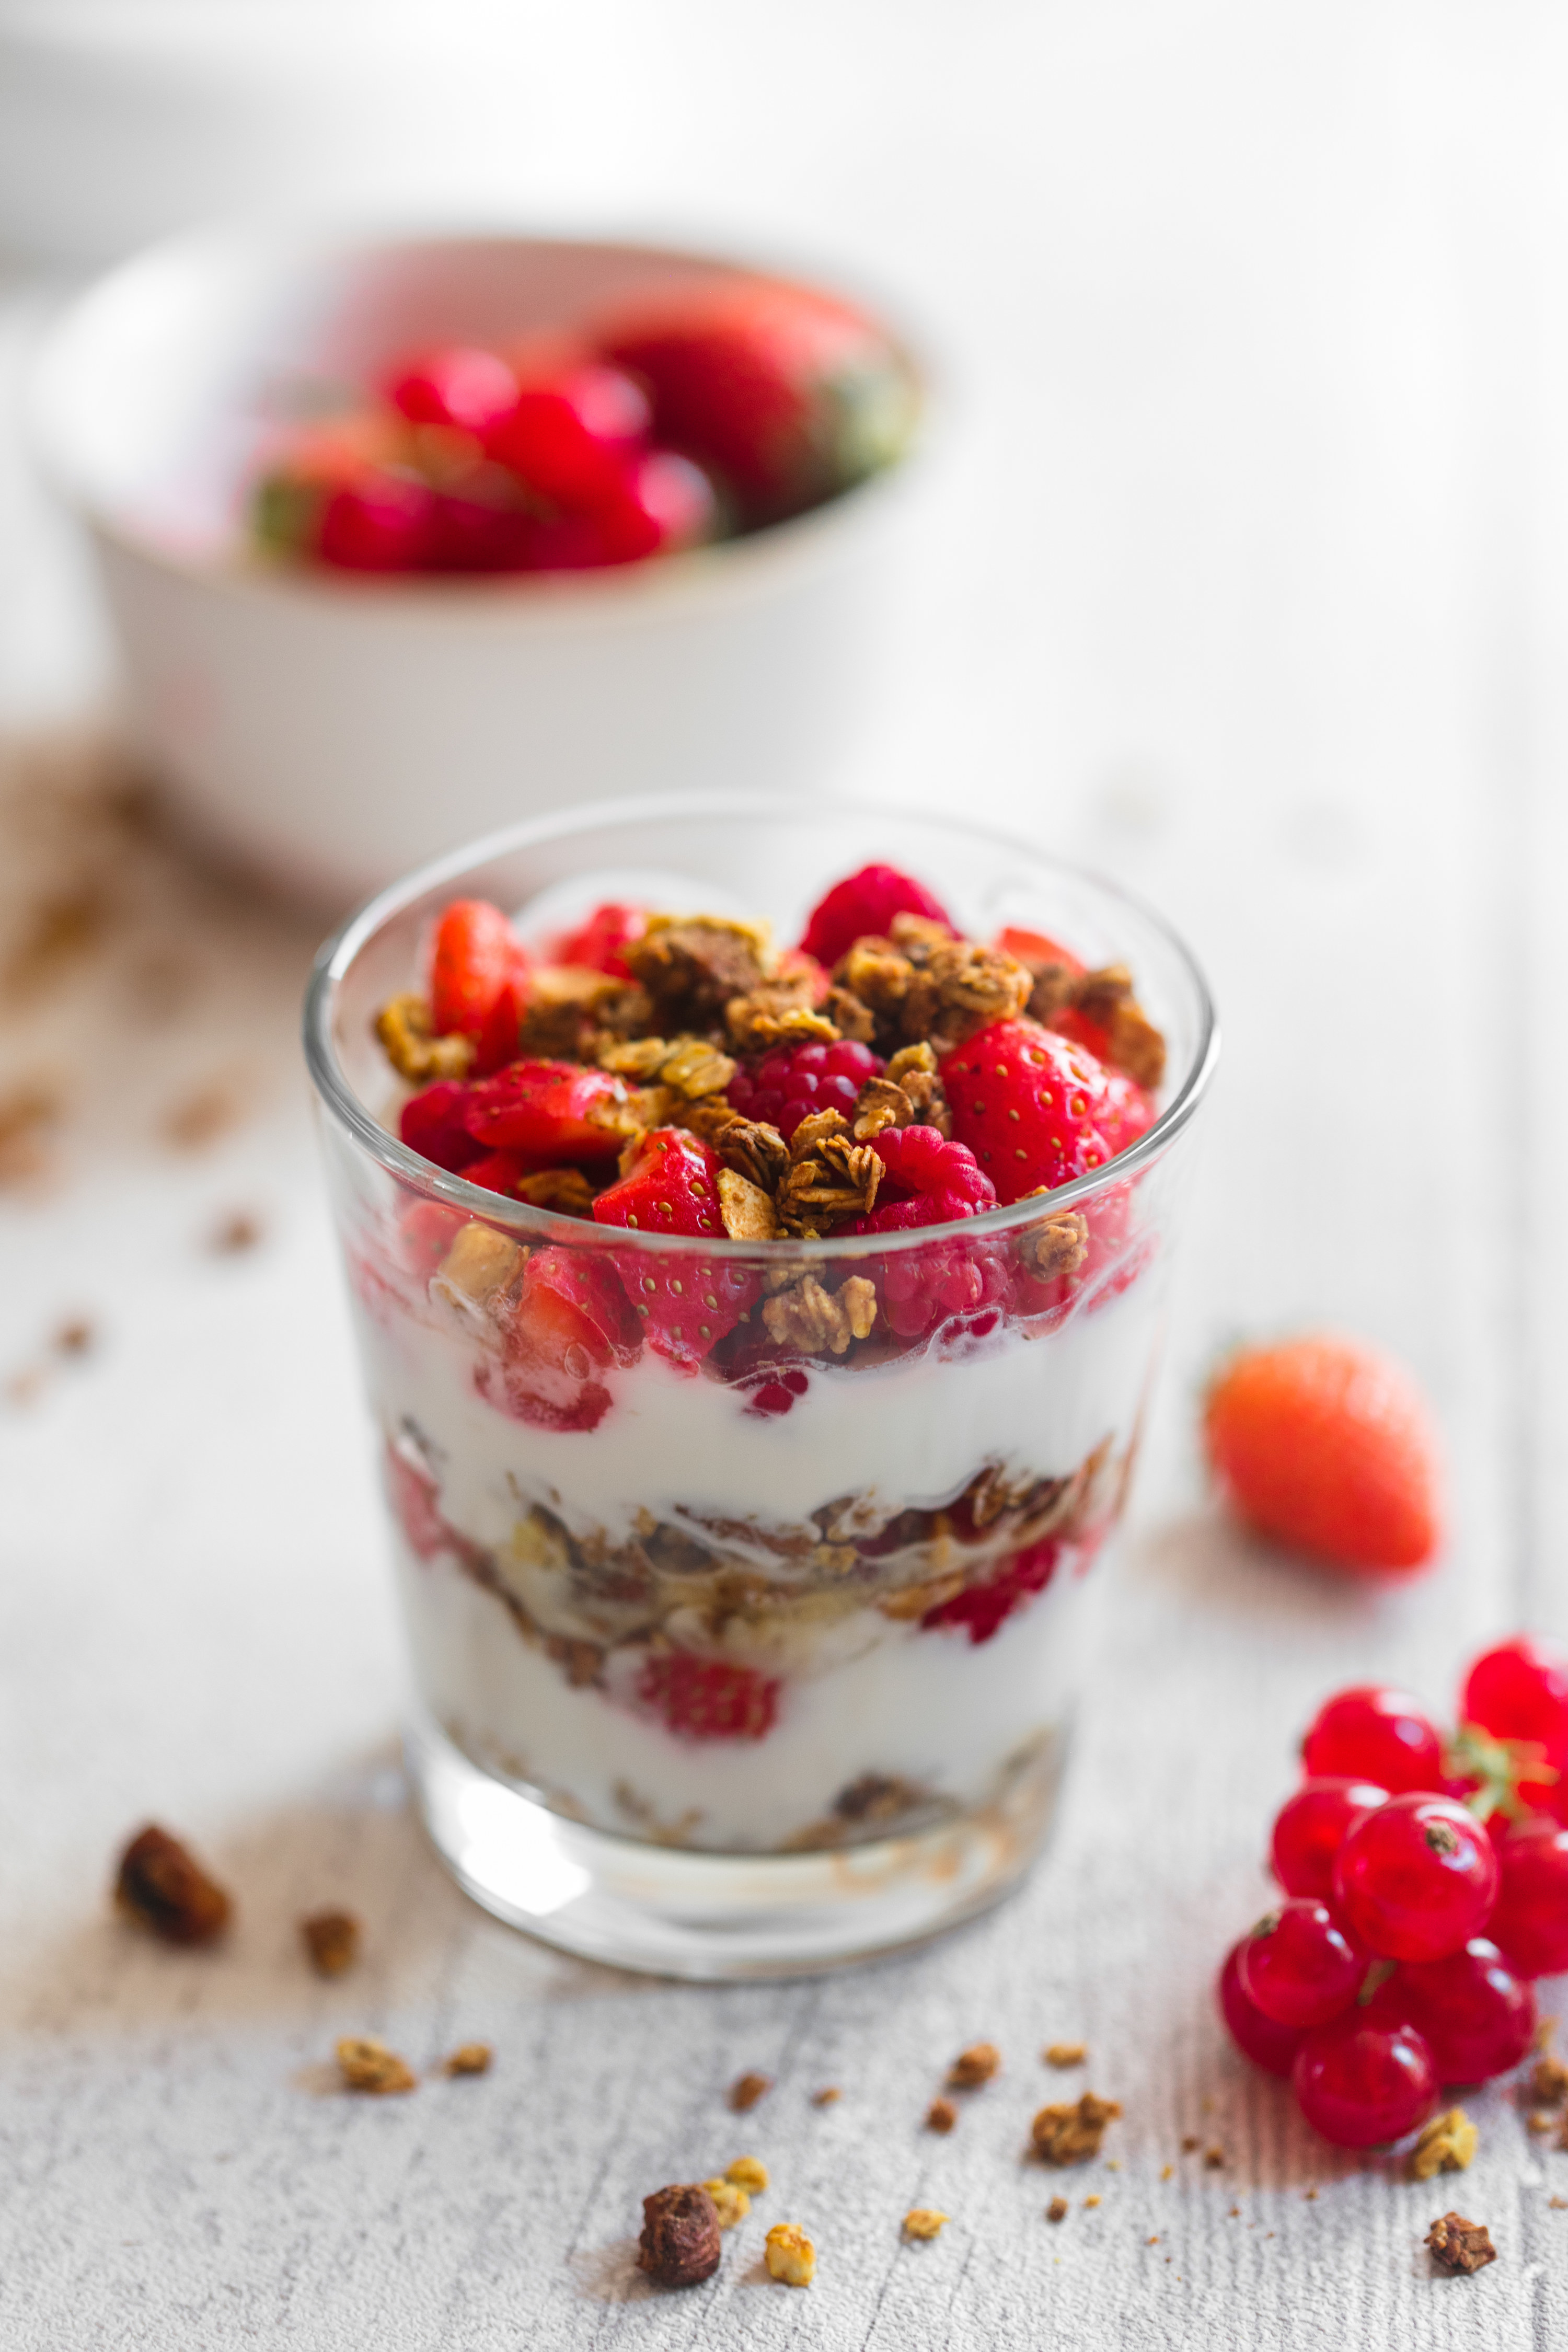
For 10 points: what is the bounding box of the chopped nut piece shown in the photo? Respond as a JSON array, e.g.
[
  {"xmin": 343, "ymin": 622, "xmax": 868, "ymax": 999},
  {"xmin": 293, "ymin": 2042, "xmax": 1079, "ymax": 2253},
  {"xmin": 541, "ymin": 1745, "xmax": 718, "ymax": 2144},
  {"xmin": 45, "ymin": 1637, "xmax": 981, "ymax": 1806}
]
[
  {"xmin": 717, "ymin": 1167, "xmax": 777, "ymax": 1240},
  {"xmin": 375, "ymin": 994, "xmax": 474, "ymax": 1082},
  {"xmin": 1082, "ymin": 2194, "xmax": 1101, "ymax": 2209},
  {"xmin": 1046, "ymin": 2197, "xmax": 1069, "ymax": 2223},
  {"xmin": 336, "ymin": 2035, "xmax": 416, "ymax": 2094},
  {"xmin": 762, "ymin": 1273, "xmax": 877, "ymax": 1355},
  {"xmin": 1204, "ymin": 2146, "xmax": 1225, "ymax": 2170},
  {"xmin": 514, "ymin": 1168, "xmax": 597, "ymax": 1216},
  {"xmin": 1019, "ymin": 1211, "xmax": 1090, "ymax": 1285},
  {"xmin": 637, "ymin": 2184, "xmax": 722, "ymax": 2288},
  {"xmin": 1425, "ymin": 2211, "xmax": 1496, "ymax": 2275},
  {"xmin": 729, "ymin": 2070, "xmax": 773, "ymax": 2113},
  {"xmin": 764, "ymin": 2222, "xmax": 815, "ymax": 2286},
  {"xmin": 851, "ymin": 1075, "xmax": 914, "ymax": 1140},
  {"xmin": 114, "ymin": 1824, "xmax": 232, "ymax": 1946},
  {"xmin": 926, "ymin": 2097, "xmax": 958, "ymax": 2134},
  {"xmin": 1031, "ymin": 2092, "xmax": 1122, "ymax": 2166},
  {"xmin": 210, "ymin": 1210, "xmax": 262, "ymax": 1254},
  {"xmin": 812, "ymin": 2086, "xmax": 841, "ymax": 2107},
  {"xmin": 726, "ymin": 2157, "xmax": 768, "ymax": 2193},
  {"xmin": 300, "ymin": 1908, "xmax": 360, "ymax": 1978},
  {"xmin": 1410, "ymin": 2107, "xmax": 1478, "ymax": 2180},
  {"xmin": 1527, "ymin": 2110, "xmax": 1556, "ymax": 2136},
  {"xmin": 444, "ymin": 2043, "xmax": 492, "ymax": 2077},
  {"xmin": 949, "ymin": 2042, "xmax": 1001, "ymax": 2089},
  {"xmin": 903, "ymin": 2208, "xmax": 949, "ymax": 2241},
  {"xmin": 1044, "ymin": 2043, "xmax": 1088, "ymax": 2068},
  {"xmin": 432, "ymin": 1221, "xmax": 525, "ymax": 1313},
  {"xmin": 1531, "ymin": 2051, "xmax": 1568, "ymax": 2105},
  {"xmin": 1181, "ymin": 2136, "xmax": 1200, "ymax": 2153},
  {"xmin": 703, "ymin": 2178, "xmax": 751, "ymax": 2229}
]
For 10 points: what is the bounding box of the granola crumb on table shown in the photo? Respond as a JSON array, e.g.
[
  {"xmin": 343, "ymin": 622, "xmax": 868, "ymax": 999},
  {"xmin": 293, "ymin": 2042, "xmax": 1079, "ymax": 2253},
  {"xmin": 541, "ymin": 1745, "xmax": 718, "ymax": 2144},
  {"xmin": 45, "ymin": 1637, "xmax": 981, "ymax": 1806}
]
[
  {"xmin": 1044, "ymin": 2042, "xmax": 1087, "ymax": 2068},
  {"xmin": 903, "ymin": 2208, "xmax": 949, "ymax": 2241},
  {"xmin": 1203, "ymin": 2145, "xmax": 1225, "ymax": 2169},
  {"xmin": 764, "ymin": 2222, "xmax": 816, "ymax": 2285},
  {"xmin": 812, "ymin": 2086, "xmax": 842, "ymax": 2107},
  {"xmin": 335, "ymin": 2035, "xmax": 417, "ymax": 2094},
  {"xmin": 113, "ymin": 1824, "xmax": 232, "ymax": 1947},
  {"xmin": 1031, "ymin": 2092, "xmax": 1122, "ymax": 2165},
  {"xmin": 443, "ymin": 2043, "xmax": 492, "ymax": 2077},
  {"xmin": 725, "ymin": 2156, "xmax": 768, "ymax": 2192},
  {"xmin": 1425, "ymin": 2212, "xmax": 1496, "ymax": 2275},
  {"xmin": 1409, "ymin": 2107, "xmax": 1477, "ymax": 2181},
  {"xmin": 729, "ymin": 2070, "xmax": 773, "ymax": 2113},
  {"xmin": 638, "ymin": 2185, "xmax": 722, "ymax": 2288},
  {"xmin": 1046, "ymin": 2197, "xmax": 1069, "ymax": 2223},
  {"xmin": 926, "ymin": 2096, "xmax": 958, "ymax": 2134},
  {"xmin": 702, "ymin": 2178, "xmax": 750, "ymax": 2230},
  {"xmin": 299, "ymin": 1908, "xmax": 360, "ymax": 1978},
  {"xmin": 948, "ymin": 2042, "xmax": 1001, "ymax": 2090}
]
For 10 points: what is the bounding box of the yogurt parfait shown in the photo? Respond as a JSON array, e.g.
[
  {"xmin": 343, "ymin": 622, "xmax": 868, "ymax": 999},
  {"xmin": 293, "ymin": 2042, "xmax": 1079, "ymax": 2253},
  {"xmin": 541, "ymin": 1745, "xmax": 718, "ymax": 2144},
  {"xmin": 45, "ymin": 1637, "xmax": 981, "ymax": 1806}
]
[{"xmin": 305, "ymin": 801, "xmax": 1216, "ymax": 1975}]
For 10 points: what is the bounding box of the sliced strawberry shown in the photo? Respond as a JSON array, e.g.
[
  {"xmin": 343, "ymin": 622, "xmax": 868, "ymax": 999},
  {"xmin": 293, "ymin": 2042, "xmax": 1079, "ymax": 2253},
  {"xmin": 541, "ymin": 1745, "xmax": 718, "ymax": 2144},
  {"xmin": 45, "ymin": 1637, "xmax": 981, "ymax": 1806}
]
[
  {"xmin": 396, "ymin": 1196, "xmax": 467, "ymax": 1278},
  {"xmin": 399, "ymin": 1080, "xmax": 485, "ymax": 1174},
  {"xmin": 797, "ymin": 862, "xmax": 954, "ymax": 969},
  {"xmin": 486, "ymin": 362, "xmax": 649, "ymax": 507},
  {"xmin": 599, "ymin": 278, "xmax": 915, "ymax": 527},
  {"xmin": 941, "ymin": 1017, "xmax": 1138, "ymax": 1204},
  {"xmin": 429, "ymin": 900, "xmax": 532, "ymax": 1045},
  {"xmin": 387, "ymin": 345, "xmax": 519, "ymax": 437},
  {"xmin": 384, "ymin": 1439, "xmax": 455, "ymax": 1563},
  {"xmin": 593, "ymin": 1127, "xmax": 758, "ymax": 1364},
  {"xmin": 488, "ymin": 1244, "xmax": 641, "ymax": 1432},
  {"xmin": 994, "ymin": 924, "xmax": 1085, "ymax": 975},
  {"xmin": 922, "ymin": 1537, "xmax": 1060, "ymax": 1645},
  {"xmin": 636, "ymin": 1651, "xmax": 780, "ymax": 1742},
  {"xmin": 463, "ymin": 1059, "xmax": 632, "ymax": 1159},
  {"xmin": 547, "ymin": 900, "xmax": 650, "ymax": 977},
  {"xmin": 460, "ymin": 1149, "xmax": 537, "ymax": 1198}
]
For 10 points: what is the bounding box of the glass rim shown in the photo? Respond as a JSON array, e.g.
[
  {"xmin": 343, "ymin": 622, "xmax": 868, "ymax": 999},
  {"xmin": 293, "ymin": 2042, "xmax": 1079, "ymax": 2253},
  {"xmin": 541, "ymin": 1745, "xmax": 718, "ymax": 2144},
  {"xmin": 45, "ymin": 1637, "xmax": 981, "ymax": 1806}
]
[{"xmin": 302, "ymin": 790, "xmax": 1220, "ymax": 1260}]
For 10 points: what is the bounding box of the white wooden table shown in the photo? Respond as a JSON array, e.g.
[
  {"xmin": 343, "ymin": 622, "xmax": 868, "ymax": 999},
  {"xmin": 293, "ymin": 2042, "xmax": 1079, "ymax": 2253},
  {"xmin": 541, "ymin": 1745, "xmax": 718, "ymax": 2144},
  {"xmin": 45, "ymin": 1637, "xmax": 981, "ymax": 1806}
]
[{"xmin": 5, "ymin": 6, "xmax": 1568, "ymax": 2344}]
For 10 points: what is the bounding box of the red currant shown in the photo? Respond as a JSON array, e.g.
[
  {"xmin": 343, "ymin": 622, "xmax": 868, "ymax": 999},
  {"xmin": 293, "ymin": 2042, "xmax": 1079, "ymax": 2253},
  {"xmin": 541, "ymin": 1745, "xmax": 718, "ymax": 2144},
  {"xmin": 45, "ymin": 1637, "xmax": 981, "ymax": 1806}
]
[
  {"xmin": 1299, "ymin": 1685, "xmax": 1444, "ymax": 1794},
  {"xmin": 388, "ymin": 346, "xmax": 519, "ymax": 437},
  {"xmin": 1292, "ymin": 2012, "xmax": 1438, "ymax": 2148},
  {"xmin": 1271, "ymin": 1778, "xmax": 1390, "ymax": 1899},
  {"xmin": 1392, "ymin": 1937, "xmax": 1536, "ymax": 2082},
  {"xmin": 1216, "ymin": 1939, "xmax": 1303, "ymax": 2078},
  {"xmin": 1236, "ymin": 1899, "xmax": 1366, "ymax": 2028},
  {"xmin": 488, "ymin": 363, "xmax": 649, "ymax": 507},
  {"xmin": 1333, "ymin": 1793, "xmax": 1500, "ymax": 1962},
  {"xmin": 1486, "ymin": 1818, "xmax": 1568, "ymax": 1977},
  {"xmin": 1461, "ymin": 1634, "xmax": 1568, "ymax": 1753}
]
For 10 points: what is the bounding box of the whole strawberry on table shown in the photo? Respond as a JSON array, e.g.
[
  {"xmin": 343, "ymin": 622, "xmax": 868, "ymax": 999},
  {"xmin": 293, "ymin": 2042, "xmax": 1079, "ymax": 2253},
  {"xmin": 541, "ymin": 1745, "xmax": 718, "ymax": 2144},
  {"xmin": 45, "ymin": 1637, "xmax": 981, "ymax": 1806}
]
[{"xmin": 252, "ymin": 274, "xmax": 919, "ymax": 577}]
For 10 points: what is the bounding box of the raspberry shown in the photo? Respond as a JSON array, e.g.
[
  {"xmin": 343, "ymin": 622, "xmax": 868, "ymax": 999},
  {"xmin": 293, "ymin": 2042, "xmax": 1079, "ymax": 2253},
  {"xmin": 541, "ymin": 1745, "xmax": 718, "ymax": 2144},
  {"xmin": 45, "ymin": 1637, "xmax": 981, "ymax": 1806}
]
[
  {"xmin": 994, "ymin": 924, "xmax": 1085, "ymax": 977},
  {"xmin": 725, "ymin": 1038, "xmax": 883, "ymax": 1140},
  {"xmin": 920, "ymin": 1537, "xmax": 1058, "ymax": 1644},
  {"xmin": 1300, "ymin": 1687, "xmax": 1445, "ymax": 1793},
  {"xmin": 464, "ymin": 1058, "xmax": 629, "ymax": 1161},
  {"xmin": 1203, "ymin": 1335, "xmax": 1443, "ymax": 1574},
  {"xmin": 488, "ymin": 1246, "xmax": 641, "ymax": 1432},
  {"xmin": 547, "ymin": 901, "xmax": 649, "ymax": 978},
  {"xmin": 851, "ymin": 1125, "xmax": 1000, "ymax": 1340},
  {"xmin": 940, "ymin": 1018, "xmax": 1146, "ymax": 1205},
  {"xmin": 1270, "ymin": 1778, "xmax": 1390, "ymax": 1899},
  {"xmin": 593, "ymin": 1128, "xmax": 757, "ymax": 1364},
  {"xmin": 1292, "ymin": 2013, "xmax": 1438, "ymax": 2148},
  {"xmin": 1236, "ymin": 1899, "xmax": 1366, "ymax": 2028},
  {"xmin": 429, "ymin": 900, "xmax": 532, "ymax": 1050},
  {"xmin": 1392, "ymin": 1937, "xmax": 1536, "ymax": 2081},
  {"xmin": 637, "ymin": 1652, "xmax": 779, "ymax": 1742},
  {"xmin": 1486, "ymin": 1818, "xmax": 1568, "ymax": 1976},
  {"xmin": 399, "ymin": 1080, "xmax": 484, "ymax": 1174},
  {"xmin": 1217, "ymin": 1939, "xmax": 1304, "ymax": 2077},
  {"xmin": 795, "ymin": 863, "xmax": 954, "ymax": 969},
  {"xmin": 1333, "ymin": 1794, "xmax": 1500, "ymax": 1962}
]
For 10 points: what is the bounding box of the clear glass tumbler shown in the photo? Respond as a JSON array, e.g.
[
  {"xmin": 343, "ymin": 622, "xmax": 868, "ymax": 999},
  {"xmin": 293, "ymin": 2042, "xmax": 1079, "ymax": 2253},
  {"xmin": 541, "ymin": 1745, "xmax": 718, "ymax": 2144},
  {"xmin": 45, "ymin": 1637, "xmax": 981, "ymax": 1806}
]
[{"xmin": 304, "ymin": 798, "xmax": 1217, "ymax": 1977}]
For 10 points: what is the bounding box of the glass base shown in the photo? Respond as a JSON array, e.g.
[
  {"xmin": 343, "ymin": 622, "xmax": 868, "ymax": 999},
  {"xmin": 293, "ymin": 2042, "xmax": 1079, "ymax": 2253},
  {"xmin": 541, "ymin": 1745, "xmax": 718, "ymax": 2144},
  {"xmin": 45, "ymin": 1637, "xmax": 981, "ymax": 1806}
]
[{"xmin": 407, "ymin": 1714, "xmax": 1069, "ymax": 1980}]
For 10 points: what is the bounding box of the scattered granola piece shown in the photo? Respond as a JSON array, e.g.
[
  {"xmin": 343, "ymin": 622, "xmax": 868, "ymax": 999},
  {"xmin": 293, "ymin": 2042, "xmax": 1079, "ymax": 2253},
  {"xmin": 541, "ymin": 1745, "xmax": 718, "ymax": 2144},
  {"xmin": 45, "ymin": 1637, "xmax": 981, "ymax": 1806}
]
[
  {"xmin": 1410, "ymin": 2107, "xmax": 1478, "ymax": 2181},
  {"xmin": 903, "ymin": 2208, "xmax": 949, "ymax": 2241},
  {"xmin": 1551, "ymin": 2196, "xmax": 1568, "ymax": 2210},
  {"xmin": 444, "ymin": 2043, "xmax": 492, "ymax": 2077},
  {"xmin": 3, "ymin": 889, "xmax": 109, "ymax": 1000},
  {"xmin": 1046, "ymin": 2197, "xmax": 1069, "ymax": 2223},
  {"xmin": 926, "ymin": 2097, "xmax": 958, "ymax": 2134},
  {"xmin": 949, "ymin": 2042, "xmax": 1001, "ymax": 2090},
  {"xmin": 1305, "ymin": 2188, "xmax": 1318, "ymax": 2201},
  {"xmin": 0, "ymin": 1080, "xmax": 62, "ymax": 1185},
  {"xmin": 1530, "ymin": 2051, "xmax": 1568, "ymax": 2106},
  {"xmin": 163, "ymin": 1080, "xmax": 246, "ymax": 1150},
  {"xmin": 1160, "ymin": 2165, "xmax": 1174, "ymax": 2181},
  {"xmin": 717, "ymin": 1166, "xmax": 777, "ymax": 1240},
  {"xmin": 726, "ymin": 2157, "xmax": 768, "ymax": 2193},
  {"xmin": 764, "ymin": 2222, "xmax": 815, "ymax": 2286},
  {"xmin": 53, "ymin": 1317, "xmax": 94, "ymax": 1356},
  {"xmin": 514, "ymin": 1167, "xmax": 598, "ymax": 1216},
  {"xmin": 1105, "ymin": 2159, "xmax": 1121, "ymax": 2172},
  {"xmin": 375, "ymin": 994, "xmax": 475, "ymax": 1082},
  {"xmin": 637, "ymin": 2184, "xmax": 722, "ymax": 2288},
  {"xmin": 729, "ymin": 2071, "xmax": 773, "ymax": 2113},
  {"xmin": 1425, "ymin": 2212, "xmax": 1496, "ymax": 2275},
  {"xmin": 812, "ymin": 2087, "xmax": 841, "ymax": 2107},
  {"xmin": 210, "ymin": 1210, "xmax": 263, "ymax": 1254},
  {"xmin": 299, "ymin": 1908, "xmax": 360, "ymax": 1978},
  {"xmin": 1181, "ymin": 2136, "xmax": 1201, "ymax": 2153},
  {"xmin": 761, "ymin": 1272, "xmax": 877, "ymax": 1354},
  {"xmin": 625, "ymin": 915, "xmax": 771, "ymax": 1030},
  {"xmin": 703, "ymin": 2178, "xmax": 751, "ymax": 2229},
  {"xmin": 1044, "ymin": 2042, "xmax": 1087, "ymax": 2068},
  {"xmin": 1082, "ymin": 2195, "xmax": 1101, "ymax": 2209},
  {"xmin": 336, "ymin": 2035, "xmax": 416, "ymax": 2094},
  {"xmin": 1527, "ymin": 2111, "xmax": 1556, "ymax": 2136},
  {"xmin": 114, "ymin": 1824, "xmax": 232, "ymax": 1946},
  {"xmin": 1147, "ymin": 2235, "xmax": 1160, "ymax": 2245},
  {"xmin": 1032, "ymin": 2093, "xmax": 1122, "ymax": 2165},
  {"xmin": 1535, "ymin": 2015, "xmax": 1558, "ymax": 2053},
  {"xmin": 1204, "ymin": 2147, "xmax": 1225, "ymax": 2170}
]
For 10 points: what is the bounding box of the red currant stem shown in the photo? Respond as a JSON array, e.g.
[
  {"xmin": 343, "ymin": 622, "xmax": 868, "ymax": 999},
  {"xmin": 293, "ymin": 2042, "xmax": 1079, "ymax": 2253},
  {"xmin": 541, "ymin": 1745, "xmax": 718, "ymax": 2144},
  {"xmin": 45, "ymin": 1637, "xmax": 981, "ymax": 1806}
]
[
  {"xmin": 1446, "ymin": 1723, "xmax": 1559, "ymax": 1823},
  {"xmin": 1357, "ymin": 1957, "xmax": 1398, "ymax": 2007}
]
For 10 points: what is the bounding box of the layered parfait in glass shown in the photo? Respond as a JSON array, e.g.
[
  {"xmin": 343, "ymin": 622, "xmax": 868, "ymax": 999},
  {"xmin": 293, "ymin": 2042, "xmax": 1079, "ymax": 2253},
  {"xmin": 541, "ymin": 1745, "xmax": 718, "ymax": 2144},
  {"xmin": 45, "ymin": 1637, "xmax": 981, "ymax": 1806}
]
[{"xmin": 305, "ymin": 801, "xmax": 1216, "ymax": 1975}]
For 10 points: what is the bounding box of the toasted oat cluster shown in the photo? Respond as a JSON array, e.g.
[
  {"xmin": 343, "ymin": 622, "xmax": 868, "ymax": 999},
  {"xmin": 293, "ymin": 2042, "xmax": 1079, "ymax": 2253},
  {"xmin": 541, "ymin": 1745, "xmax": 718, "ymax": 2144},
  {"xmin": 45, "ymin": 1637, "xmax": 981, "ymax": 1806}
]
[
  {"xmin": 114, "ymin": 1825, "xmax": 232, "ymax": 1947},
  {"xmin": 1031, "ymin": 2091, "xmax": 1122, "ymax": 2165}
]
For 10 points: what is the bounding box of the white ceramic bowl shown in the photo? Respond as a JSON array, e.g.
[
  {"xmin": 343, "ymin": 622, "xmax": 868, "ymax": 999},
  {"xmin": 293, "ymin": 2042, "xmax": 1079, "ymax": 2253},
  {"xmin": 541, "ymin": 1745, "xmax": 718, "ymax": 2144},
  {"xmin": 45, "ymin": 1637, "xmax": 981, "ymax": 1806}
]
[{"xmin": 30, "ymin": 225, "xmax": 931, "ymax": 908}]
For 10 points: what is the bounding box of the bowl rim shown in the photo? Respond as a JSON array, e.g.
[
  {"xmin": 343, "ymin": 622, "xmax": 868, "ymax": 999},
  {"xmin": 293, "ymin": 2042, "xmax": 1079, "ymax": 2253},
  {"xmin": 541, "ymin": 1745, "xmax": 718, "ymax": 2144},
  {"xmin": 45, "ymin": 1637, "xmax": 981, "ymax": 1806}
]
[
  {"xmin": 29, "ymin": 218, "xmax": 937, "ymax": 613},
  {"xmin": 302, "ymin": 789, "xmax": 1220, "ymax": 1261}
]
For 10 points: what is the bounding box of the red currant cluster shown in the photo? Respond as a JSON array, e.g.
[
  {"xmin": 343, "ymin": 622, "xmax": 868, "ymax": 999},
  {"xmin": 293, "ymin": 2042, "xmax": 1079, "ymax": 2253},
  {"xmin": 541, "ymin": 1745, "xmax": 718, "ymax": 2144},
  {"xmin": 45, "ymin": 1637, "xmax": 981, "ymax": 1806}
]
[{"xmin": 1219, "ymin": 1636, "xmax": 1568, "ymax": 2148}]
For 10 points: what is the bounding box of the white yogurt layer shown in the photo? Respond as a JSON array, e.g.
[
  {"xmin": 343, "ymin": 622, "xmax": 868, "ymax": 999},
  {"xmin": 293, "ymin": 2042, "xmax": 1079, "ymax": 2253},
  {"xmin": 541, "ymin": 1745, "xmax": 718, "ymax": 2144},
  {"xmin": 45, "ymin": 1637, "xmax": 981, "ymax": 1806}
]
[
  {"xmin": 355, "ymin": 1267, "xmax": 1162, "ymax": 1552},
  {"xmin": 398, "ymin": 1535, "xmax": 1097, "ymax": 1851}
]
